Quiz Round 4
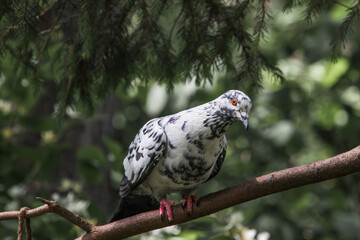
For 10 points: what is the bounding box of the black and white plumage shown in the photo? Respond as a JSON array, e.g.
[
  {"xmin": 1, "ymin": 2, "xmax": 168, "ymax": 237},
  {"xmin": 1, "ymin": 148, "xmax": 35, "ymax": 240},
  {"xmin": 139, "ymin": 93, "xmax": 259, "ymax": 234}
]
[{"xmin": 110, "ymin": 90, "xmax": 252, "ymax": 222}]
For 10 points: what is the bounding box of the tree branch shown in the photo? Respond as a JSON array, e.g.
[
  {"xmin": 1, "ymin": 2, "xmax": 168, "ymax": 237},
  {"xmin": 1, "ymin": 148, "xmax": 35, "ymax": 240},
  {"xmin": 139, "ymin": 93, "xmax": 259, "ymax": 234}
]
[
  {"xmin": 77, "ymin": 145, "xmax": 360, "ymax": 240},
  {"xmin": 1, "ymin": 145, "xmax": 359, "ymax": 239},
  {"xmin": 0, "ymin": 197, "xmax": 94, "ymax": 233}
]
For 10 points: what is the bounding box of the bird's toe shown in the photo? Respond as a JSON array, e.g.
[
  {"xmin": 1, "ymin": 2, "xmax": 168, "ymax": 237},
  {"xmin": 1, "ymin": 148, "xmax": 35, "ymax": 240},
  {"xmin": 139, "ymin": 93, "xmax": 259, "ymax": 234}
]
[{"xmin": 159, "ymin": 198, "xmax": 174, "ymax": 222}]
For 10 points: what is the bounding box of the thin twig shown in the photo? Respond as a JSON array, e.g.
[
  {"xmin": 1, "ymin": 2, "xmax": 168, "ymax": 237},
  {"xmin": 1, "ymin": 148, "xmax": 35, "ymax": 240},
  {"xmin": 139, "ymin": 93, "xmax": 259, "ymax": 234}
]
[
  {"xmin": 17, "ymin": 207, "xmax": 28, "ymax": 240},
  {"xmin": 36, "ymin": 197, "xmax": 94, "ymax": 233},
  {"xmin": 333, "ymin": 0, "xmax": 350, "ymax": 9},
  {"xmin": 0, "ymin": 197, "xmax": 94, "ymax": 233}
]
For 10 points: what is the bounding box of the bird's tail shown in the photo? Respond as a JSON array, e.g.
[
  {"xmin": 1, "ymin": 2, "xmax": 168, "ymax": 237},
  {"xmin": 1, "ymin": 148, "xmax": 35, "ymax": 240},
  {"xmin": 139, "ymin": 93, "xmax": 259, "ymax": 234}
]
[{"xmin": 109, "ymin": 194, "xmax": 159, "ymax": 222}]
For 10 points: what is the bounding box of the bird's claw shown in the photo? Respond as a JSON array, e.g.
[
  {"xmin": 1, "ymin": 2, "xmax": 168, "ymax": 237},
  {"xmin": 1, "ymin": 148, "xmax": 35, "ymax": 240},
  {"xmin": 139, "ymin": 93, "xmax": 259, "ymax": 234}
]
[
  {"xmin": 160, "ymin": 198, "xmax": 174, "ymax": 222},
  {"xmin": 180, "ymin": 194, "xmax": 200, "ymax": 215}
]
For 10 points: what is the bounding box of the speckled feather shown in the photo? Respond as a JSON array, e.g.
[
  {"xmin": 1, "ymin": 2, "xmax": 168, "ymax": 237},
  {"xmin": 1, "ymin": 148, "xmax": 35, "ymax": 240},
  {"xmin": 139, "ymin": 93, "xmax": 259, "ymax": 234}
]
[{"xmin": 110, "ymin": 90, "xmax": 252, "ymax": 222}]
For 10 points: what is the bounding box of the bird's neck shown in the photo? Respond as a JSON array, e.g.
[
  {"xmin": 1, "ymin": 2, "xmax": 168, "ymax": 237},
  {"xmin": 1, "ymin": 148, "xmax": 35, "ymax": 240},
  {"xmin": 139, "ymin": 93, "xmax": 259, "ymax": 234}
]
[{"xmin": 197, "ymin": 102, "xmax": 235, "ymax": 139}]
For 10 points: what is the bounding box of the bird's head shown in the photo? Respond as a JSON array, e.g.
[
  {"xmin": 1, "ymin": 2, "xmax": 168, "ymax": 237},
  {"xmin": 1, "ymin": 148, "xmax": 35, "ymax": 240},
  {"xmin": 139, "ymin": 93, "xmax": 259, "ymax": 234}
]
[{"xmin": 217, "ymin": 90, "xmax": 252, "ymax": 130}]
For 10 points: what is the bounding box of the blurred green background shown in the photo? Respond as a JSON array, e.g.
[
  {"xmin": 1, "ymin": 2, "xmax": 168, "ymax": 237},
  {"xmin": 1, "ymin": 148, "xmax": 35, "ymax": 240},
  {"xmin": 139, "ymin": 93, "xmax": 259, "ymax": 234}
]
[{"xmin": 1, "ymin": 1, "xmax": 360, "ymax": 240}]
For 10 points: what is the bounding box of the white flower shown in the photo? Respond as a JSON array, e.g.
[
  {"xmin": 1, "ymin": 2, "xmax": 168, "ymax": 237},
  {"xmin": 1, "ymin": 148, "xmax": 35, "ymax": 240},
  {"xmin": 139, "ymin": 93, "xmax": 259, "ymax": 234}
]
[
  {"xmin": 243, "ymin": 228, "xmax": 257, "ymax": 240},
  {"xmin": 225, "ymin": 212, "xmax": 244, "ymax": 230},
  {"xmin": 257, "ymin": 231, "xmax": 270, "ymax": 240},
  {"xmin": 140, "ymin": 225, "xmax": 181, "ymax": 240}
]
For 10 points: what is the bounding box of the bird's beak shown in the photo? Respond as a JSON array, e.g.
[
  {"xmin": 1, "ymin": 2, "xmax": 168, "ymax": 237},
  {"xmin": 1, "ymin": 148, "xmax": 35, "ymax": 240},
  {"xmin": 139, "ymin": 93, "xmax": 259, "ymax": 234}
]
[{"xmin": 242, "ymin": 117, "xmax": 249, "ymax": 130}]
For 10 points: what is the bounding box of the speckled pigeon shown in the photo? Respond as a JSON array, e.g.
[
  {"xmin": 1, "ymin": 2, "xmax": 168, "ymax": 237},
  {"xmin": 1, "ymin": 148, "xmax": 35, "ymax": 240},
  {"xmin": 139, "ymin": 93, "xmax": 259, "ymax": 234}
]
[{"xmin": 110, "ymin": 90, "xmax": 252, "ymax": 222}]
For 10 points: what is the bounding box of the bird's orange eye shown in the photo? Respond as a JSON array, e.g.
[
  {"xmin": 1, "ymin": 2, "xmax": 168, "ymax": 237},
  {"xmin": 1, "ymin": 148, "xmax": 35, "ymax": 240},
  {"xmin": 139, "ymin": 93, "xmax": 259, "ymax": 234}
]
[{"xmin": 232, "ymin": 99, "xmax": 237, "ymax": 106}]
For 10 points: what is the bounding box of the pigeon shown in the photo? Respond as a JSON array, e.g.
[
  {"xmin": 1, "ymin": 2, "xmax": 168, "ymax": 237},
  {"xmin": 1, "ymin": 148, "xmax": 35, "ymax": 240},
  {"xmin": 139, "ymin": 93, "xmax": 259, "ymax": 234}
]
[{"xmin": 110, "ymin": 90, "xmax": 252, "ymax": 222}]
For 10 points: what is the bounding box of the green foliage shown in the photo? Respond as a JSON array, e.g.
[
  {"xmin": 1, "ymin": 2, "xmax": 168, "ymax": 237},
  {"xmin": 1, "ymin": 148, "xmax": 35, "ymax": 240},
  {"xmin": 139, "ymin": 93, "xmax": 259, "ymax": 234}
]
[
  {"xmin": 331, "ymin": 1, "xmax": 360, "ymax": 61},
  {"xmin": 1, "ymin": 1, "xmax": 359, "ymax": 114},
  {"xmin": 1, "ymin": 0, "xmax": 357, "ymax": 115},
  {"xmin": 5, "ymin": 0, "xmax": 357, "ymax": 114}
]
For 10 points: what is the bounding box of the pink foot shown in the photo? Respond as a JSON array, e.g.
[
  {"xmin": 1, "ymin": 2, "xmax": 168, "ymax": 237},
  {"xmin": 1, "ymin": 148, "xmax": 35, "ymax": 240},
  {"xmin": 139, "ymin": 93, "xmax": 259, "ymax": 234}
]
[
  {"xmin": 180, "ymin": 194, "xmax": 200, "ymax": 215},
  {"xmin": 159, "ymin": 198, "xmax": 174, "ymax": 222}
]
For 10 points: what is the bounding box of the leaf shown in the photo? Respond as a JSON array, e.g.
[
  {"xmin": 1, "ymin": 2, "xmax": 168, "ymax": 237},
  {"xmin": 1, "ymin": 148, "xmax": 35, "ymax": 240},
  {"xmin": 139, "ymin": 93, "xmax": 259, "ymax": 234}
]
[
  {"xmin": 77, "ymin": 144, "xmax": 107, "ymax": 166},
  {"xmin": 77, "ymin": 161, "xmax": 103, "ymax": 184},
  {"xmin": 102, "ymin": 135, "xmax": 123, "ymax": 159},
  {"xmin": 322, "ymin": 58, "xmax": 349, "ymax": 88},
  {"xmin": 19, "ymin": 116, "xmax": 58, "ymax": 131}
]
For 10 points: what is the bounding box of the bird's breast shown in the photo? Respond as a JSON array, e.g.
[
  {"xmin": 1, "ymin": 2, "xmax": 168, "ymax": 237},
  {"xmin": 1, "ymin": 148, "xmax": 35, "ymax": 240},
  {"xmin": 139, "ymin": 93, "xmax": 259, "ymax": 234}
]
[{"xmin": 159, "ymin": 133, "xmax": 223, "ymax": 185}]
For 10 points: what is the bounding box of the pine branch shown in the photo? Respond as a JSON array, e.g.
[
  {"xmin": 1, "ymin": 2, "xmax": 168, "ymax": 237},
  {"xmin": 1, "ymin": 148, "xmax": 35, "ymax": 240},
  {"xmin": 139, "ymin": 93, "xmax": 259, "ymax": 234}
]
[
  {"xmin": 2, "ymin": 0, "xmax": 359, "ymax": 115},
  {"xmin": 331, "ymin": 0, "xmax": 360, "ymax": 61},
  {"xmin": 302, "ymin": 0, "xmax": 325, "ymax": 23},
  {"xmin": 333, "ymin": 0, "xmax": 350, "ymax": 9},
  {"xmin": 282, "ymin": 0, "xmax": 306, "ymax": 12},
  {"xmin": 254, "ymin": 0, "xmax": 271, "ymax": 44},
  {"xmin": 258, "ymin": 53, "xmax": 285, "ymax": 83},
  {"xmin": 75, "ymin": 145, "xmax": 360, "ymax": 240},
  {"xmin": 188, "ymin": 0, "xmax": 198, "ymax": 42}
]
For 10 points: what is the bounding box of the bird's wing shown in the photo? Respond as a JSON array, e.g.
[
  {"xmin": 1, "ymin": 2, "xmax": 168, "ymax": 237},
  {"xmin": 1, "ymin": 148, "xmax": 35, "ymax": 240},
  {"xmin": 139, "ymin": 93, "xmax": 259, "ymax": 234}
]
[
  {"xmin": 206, "ymin": 136, "xmax": 227, "ymax": 182},
  {"xmin": 120, "ymin": 118, "xmax": 167, "ymax": 197}
]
